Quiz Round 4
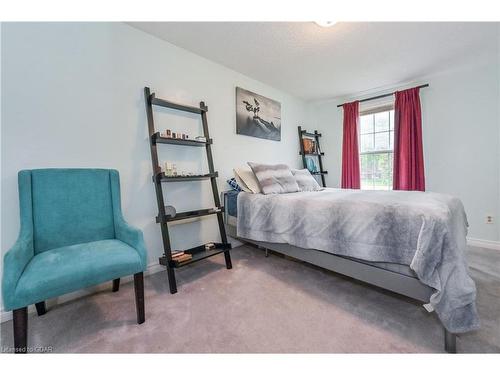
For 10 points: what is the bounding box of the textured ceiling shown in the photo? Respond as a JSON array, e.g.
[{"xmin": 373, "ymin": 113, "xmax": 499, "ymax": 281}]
[{"xmin": 128, "ymin": 22, "xmax": 498, "ymax": 101}]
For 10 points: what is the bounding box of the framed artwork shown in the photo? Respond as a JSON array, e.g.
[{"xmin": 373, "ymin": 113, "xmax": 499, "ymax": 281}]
[{"xmin": 236, "ymin": 87, "xmax": 281, "ymax": 141}]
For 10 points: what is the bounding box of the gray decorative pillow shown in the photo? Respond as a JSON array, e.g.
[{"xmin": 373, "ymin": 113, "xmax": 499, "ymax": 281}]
[
  {"xmin": 292, "ymin": 169, "xmax": 322, "ymax": 191},
  {"xmin": 247, "ymin": 162, "xmax": 300, "ymax": 195}
]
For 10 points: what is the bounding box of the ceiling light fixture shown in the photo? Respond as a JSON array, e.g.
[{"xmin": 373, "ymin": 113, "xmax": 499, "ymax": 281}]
[{"xmin": 314, "ymin": 21, "xmax": 337, "ymax": 27}]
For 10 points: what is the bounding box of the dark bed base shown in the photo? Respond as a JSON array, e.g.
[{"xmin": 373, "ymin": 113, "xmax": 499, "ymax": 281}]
[{"xmin": 224, "ymin": 219, "xmax": 457, "ymax": 353}]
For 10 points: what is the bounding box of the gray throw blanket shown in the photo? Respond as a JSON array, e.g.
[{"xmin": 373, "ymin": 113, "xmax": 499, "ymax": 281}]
[{"xmin": 237, "ymin": 188, "xmax": 479, "ymax": 333}]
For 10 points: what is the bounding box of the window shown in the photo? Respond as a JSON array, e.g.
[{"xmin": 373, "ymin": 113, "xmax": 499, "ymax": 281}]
[{"xmin": 359, "ymin": 109, "xmax": 394, "ymax": 190}]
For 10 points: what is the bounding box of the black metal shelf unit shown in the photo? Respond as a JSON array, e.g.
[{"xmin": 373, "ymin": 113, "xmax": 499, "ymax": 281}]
[
  {"xmin": 298, "ymin": 126, "xmax": 327, "ymax": 187},
  {"xmin": 144, "ymin": 87, "xmax": 232, "ymax": 294}
]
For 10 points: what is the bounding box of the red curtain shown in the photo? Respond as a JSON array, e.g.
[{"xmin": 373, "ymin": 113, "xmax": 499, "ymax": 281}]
[
  {"xmin": 393, "ymin": 87, "xmax": 425, "ymax": 191},
  {"xmin": 341, "ymin": 101, "xmax": 361, "ymax": 189}
]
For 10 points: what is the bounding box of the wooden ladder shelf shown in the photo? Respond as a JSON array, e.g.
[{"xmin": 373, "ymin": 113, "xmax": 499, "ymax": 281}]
[
  {"xmin": 298, "ymin": 126, "xmax": 328, "ymax": 187},
  {"xmin": 144, "ymin": 87, "xmax": 232, "ymax": 294}
]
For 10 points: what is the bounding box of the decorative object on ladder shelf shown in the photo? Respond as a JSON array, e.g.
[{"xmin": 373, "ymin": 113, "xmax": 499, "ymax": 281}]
[
  {"xmin": 298, "ymin": 126, "xmax": 328, "ymax": 187},
  {"xmin": 144, "ymin": 87, "xmax": 232, "ymax": 294}
]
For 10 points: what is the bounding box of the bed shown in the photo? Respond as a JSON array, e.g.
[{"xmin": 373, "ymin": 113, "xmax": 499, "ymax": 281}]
[{"xmin": 222, "ymin": 188, "xmax": 480, "ymax": 353}]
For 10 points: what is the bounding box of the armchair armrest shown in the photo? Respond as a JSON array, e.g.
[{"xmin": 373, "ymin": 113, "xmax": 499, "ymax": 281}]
[
  {"xmin": 109, "ymin": 169, "xmax": 147, "ymax": 270},
  {"xmin": 2, "ymin": 232, "xmax": 34, "ymax": 310},
  {"xmin": 114, "ymin": 218, "xmax": 147, "ymax": 271},
  {"xmin": 2, "ymin": 169, "xmax": 35, "ymax": 310}
]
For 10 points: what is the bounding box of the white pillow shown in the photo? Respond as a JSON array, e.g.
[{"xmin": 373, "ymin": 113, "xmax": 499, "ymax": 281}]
[
  {"xmin": 233, "ymin": 167, "xmax": 261, "ymax": 194},
  {"xmin": 291, "ymin": 168, "xmax": 322, "ymax": 191},
  {"xmin": 233, "ymin": 171, "xmax": 252, "ymax": 193}
]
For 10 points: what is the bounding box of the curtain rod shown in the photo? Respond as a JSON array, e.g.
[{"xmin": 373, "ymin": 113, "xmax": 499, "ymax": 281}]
[{"xmin": 336, "ymin": 84, "xmax": 429, "ymax": 108}]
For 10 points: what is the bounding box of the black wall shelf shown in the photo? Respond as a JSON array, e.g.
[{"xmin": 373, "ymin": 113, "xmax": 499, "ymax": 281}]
[
  {"xmin": 298, "ymin": 126, "xmax": 328, "ymax": 187},
  {"xmin": 159, "ymin": 243, "xmax": 231, "ymax": 268},
  {"xmin": 144, "ymin": 87, "xmax": 232, "ymax": 294},
  {"xmin": 152, "ymin": 132, "xmax": 212, "ymax": 147},
  {"xmin": 150, "ymin": 94, "xmax": 206, "ymax": 114},
  {"xmin": 156, "ymin": 208, "xmax": 222, "ymax": 223},
  {"xmin": 156, "ymin": 172, "xmax": 218, "ymax": 183},
  {"xmin": 299, "ymin": 151, "xmax": 325, "ymax": 156}
]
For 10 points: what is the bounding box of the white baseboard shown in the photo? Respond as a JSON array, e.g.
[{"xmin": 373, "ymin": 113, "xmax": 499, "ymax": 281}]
[
  {"xmin": 467, "ymin": 237, "xmax": 500, "ymax": 251},
  {"xmin": 0, "ymin": 261, "xmax": 165, "ymax": 324}
]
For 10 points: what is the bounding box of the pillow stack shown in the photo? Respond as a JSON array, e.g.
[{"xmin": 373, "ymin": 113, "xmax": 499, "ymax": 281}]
[{"xmin": 232, "ymin": 163, "xmax": 323, "ymax": 195}]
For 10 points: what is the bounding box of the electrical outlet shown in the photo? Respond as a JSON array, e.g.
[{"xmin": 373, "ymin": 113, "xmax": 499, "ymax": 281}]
[{"xmin": 485, "ymin": 215, "xmax": 494, "ymax": 224}]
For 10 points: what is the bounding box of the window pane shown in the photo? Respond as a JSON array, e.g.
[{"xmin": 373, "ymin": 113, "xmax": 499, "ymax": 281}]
[
  {"xmin": 360, "ymin": 154, "xmax": 374, "ymax": 190},
  {"xmin": 373, "ymin": 153, "xmax": 386, "ymax": 179},
  {"xmin": 373, "ymin": 153, "xmax": 392, "ymax": 190},
  {"xmin": 388, "ymin": 153, "xmax": 393, "ymax": 189},
  {"xmin": 389, "ymin": 110, "xmax": 395, "ymax": 130},
  {"xmin": 360, "ymin": 153, "xmax": 373, "ymax": 174},
  {"xmin": 360, "ymin": 115, "xmax": 373, "ymax": 134},
  {"xmin": 361, "ymin": 180, "xmax": 374, "ymax": 190},
  {"xmin": 360, "ymin": 134, "xmax": 374, "ymax": 152},
  {"xmin": 373, "ymin": 154, "xmax": 388, "ymax": 189},
  {"xmin": 374, "ymin": 111, "xmax": 389, "ymax": 132},
  {"xmin": 374, "ymin": 131, "xmax": 390, "ymax": 151},
  {"xmin": 389, "ymin": 130, "xmax": 394, "ymax": 149}
]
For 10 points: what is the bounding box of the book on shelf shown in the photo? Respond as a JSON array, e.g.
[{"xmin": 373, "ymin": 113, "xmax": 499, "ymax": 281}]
[
  {"xmin": 171, "ymin": 251, "xmax": 185, "ymax": 259},
  {"xmin": 173, "ymin": 253, "xmax": 193, "ymax": 263}
]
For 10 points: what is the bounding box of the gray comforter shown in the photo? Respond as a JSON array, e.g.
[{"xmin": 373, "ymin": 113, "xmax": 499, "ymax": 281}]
[{"xmin": 237, "ymin": 188, "xmax": 479, "ymax": 333}]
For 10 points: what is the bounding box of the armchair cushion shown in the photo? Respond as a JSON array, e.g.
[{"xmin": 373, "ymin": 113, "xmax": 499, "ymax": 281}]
[{"xmin": 12, "ymin": 239, "xmax": 143, "ymax": 310}]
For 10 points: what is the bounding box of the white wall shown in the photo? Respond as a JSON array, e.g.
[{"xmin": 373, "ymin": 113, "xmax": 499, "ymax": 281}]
[
  {"xmin": 0, "ymin": 23, "xmax": 307, "ymax": 312},
  {"xmin": 309, "ymin": 53, "xmax": 500, "ymax": 242},
  {"xmin": 498, "ymin": 23, "xmax": 500, "ymax": 244}
]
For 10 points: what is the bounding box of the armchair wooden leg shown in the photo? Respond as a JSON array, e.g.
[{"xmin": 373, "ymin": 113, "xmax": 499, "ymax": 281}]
[
  {"xmin": 13, "ymin": 307, "xmax": 27, "ymax": 354},
  {"xmin": 112, "ymin": 278, "xmax": 120, "ymax": 292},
  {"xmin": 134, "ymin": 272, "xmax": 145, "ymax": 324},
  {"xmin": 35, "ymin": 301, "xmax": 46, "ymax": 316}
]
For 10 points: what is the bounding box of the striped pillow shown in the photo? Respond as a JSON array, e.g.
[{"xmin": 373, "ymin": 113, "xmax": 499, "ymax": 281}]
[
  {"xmin": 247, "ymin": 162, "xmax": 300, "ymax": 194},
  {"xmin": 292, "ymin": 169, "xmax": 322, "ymax": 191}
]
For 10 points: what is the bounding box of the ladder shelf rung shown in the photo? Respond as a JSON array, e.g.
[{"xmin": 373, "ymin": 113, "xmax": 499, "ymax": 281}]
[
  {"xmin": 155, "ymin": 172, "xmax": 218, "ymax": 182},
  {"xmin": 150, "ymin": 95, "xmax": 206, "ymax": 114},
  {"xmin": 152, "ymin": 132, "xmax": 212, "ymax": 147},
  {"xmin": 301, "ymin": 131, "xmax": 322, "ymax": 137},
  {"xmin": 156, "ymin": 207, "xmax": 222, "ymax": 223},
  {"xmin": 159, "ymin": 243, "xmax": 232, "ymax": 268},
  {"xmin": 299, "ymin": 151, "xmax": 325, "ymax": 156}
]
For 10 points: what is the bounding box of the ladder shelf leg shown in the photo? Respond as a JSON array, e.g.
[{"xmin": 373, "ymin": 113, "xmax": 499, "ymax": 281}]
[
  {"xmin": 224, "ymin": 250, "xmax": 232, "ymax": 269},
  {"xmin": 166, "ymin": 265, "xmax": 177, "ymax": 294}
]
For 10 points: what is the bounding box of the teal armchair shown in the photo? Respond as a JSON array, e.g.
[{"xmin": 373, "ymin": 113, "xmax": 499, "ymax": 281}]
[{"xmin": 2, "ymin": 169, "xmax": 147, "ymax": 353}]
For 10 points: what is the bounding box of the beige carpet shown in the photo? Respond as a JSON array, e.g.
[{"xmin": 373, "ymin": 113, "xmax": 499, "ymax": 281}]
[{"xmin": 1, "ymin": 245, "xmax": 499, "ymax": 353}]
